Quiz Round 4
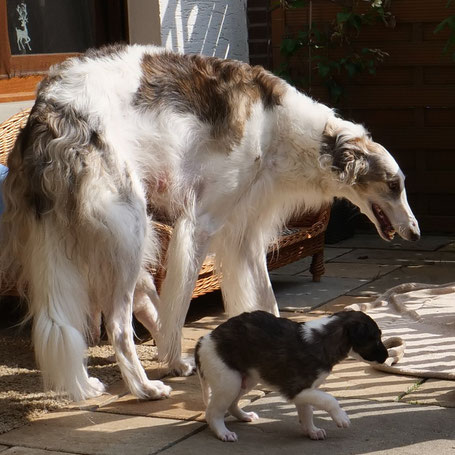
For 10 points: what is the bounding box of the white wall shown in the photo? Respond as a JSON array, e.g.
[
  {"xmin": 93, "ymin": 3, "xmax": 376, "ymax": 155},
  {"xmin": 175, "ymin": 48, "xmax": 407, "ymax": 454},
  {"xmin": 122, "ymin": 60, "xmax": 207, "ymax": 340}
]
[{"xmin": 159, "ymin": 0, "xmax": 249, "ymax": 62}]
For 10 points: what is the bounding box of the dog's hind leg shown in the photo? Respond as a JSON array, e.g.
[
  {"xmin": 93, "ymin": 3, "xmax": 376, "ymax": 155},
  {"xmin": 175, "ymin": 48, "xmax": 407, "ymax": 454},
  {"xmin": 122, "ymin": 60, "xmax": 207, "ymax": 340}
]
[
  {"xmin": 205, "ymin": 368, "xmax": 244, "ymax": 442},
  {"xmin": 228, "ymin": 375, "xmax": 259, "ymax": 422},
  {"xmin": 98, "ymin": 198, "xmax": 171, "ymax": 400},
  {"xmin": 132, "ymin": 271, "xmax": 160, "ymax": 342}
]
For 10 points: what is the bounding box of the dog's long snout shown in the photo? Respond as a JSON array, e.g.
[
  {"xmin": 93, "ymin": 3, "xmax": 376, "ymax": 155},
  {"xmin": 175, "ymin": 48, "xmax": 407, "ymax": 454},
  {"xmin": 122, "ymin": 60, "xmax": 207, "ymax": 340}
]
[
  {"xmin": 409, "ymin": 221, "xmax": 420, "ymax": 242},
  {"xmin": 405, "ymin": 219, "xmax": 420, "ymax": 242}
]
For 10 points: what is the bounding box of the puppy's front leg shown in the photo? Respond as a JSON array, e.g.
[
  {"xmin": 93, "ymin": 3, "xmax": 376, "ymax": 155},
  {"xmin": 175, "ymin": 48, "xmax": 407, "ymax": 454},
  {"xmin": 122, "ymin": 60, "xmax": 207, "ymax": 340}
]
[
  {"xmin": 293, "ymin": 389, "xmax": 350, "ymax": 433},
  {"xmin": 296, "ymin": 403, "xmax": 326, "ymax": 440}
]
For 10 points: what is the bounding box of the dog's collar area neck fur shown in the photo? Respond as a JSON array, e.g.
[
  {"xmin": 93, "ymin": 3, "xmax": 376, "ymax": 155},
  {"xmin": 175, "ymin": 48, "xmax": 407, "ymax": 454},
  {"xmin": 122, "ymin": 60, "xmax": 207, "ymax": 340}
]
[{"xmin": 300, "ymin": 316, "xmax": 352, "ymax": 366}]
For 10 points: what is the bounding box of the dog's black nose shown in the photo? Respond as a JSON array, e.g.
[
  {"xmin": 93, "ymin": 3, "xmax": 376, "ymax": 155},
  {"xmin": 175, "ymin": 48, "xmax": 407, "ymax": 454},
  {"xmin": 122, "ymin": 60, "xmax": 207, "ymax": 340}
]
[{"xmin": 408, "ymin": 221, "xmax": 420, "ymax": 242}]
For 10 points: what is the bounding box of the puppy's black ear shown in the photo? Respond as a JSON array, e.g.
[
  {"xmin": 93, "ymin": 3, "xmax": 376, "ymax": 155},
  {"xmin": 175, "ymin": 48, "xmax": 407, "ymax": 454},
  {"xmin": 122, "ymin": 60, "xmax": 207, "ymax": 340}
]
[
  {"xmin": 321, "ymin": 120, "xmax": 369, "ymax": 185},
  {"xmin": 346, "ymin": 322, "xmax": 369, "ymax": 347}
]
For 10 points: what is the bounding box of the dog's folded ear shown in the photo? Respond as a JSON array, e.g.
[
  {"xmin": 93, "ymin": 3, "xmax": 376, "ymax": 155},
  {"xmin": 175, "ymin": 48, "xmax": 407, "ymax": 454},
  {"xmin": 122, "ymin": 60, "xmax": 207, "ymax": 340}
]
[
  {"xmin": 321, "ymin": 118, "xmax": 370, "ymax": 185},
  {"xmin": 346, "ymin": 321, "xmax": 369, "ymax": 346}
]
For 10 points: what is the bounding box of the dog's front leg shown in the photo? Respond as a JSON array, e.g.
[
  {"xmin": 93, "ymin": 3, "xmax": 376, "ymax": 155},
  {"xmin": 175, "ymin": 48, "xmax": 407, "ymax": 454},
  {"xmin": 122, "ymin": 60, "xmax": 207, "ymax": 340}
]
[
  {"xmin": 296, "ymin": 403, "xmax": 326, "ymax": 440},
  {"xmin": 157, "ymin": 213, "xmax": 217, "ymax": 375},
  {"xmin": 217, "ymin": 236, "xmax": 279, "ymax": 317},
  {"xmin": 293, "ymin": 389, "xmax": 350, "ymax": 435}
]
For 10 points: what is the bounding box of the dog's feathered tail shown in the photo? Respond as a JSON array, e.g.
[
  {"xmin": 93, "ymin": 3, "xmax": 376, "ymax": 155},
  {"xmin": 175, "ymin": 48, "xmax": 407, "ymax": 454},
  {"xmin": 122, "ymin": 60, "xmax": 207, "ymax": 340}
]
[
  {"xmin": 28, "ymin": 222, "xmax": 105, "ymax": 400},
  {"xmin": 0, "ymin": 107, "xmax": 111, "ymax": 400}
]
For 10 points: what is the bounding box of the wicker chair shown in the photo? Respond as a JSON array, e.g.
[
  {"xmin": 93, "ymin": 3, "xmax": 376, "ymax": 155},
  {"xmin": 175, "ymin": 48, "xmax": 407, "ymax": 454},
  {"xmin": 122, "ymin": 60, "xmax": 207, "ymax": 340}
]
[{"xmin": 0, "ymin": 109, "xmax": 330, "ymax": 298}]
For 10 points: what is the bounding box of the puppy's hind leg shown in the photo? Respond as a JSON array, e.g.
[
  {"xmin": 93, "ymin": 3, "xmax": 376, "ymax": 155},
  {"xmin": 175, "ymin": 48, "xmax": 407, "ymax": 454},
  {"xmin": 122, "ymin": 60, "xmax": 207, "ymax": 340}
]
[
  {"xmin": 205, "ymin": 369, "xmax": 244, "ymax": 442},
  {"xmin": 228, "ymin": 375, "xmax": 259, "ymax": 422}
]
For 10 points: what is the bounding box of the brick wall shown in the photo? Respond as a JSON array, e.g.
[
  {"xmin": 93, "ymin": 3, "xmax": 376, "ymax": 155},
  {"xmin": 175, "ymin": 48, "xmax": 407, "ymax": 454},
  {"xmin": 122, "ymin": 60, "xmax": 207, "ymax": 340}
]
[
  {"xmin": 269, "ymin": 1, "xmax": 455, "ymax": 233},
  {"xmin": 247, "ymin": 0, "xmax": 272, "ymax": 68}
]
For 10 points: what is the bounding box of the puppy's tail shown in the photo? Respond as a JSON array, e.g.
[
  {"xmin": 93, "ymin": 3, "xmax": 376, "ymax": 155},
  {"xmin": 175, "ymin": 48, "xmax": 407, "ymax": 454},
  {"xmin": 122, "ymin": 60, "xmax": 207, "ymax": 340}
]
[{"xmin": 195, "ymin": 337, "xmax": 211, "ymax": 406}]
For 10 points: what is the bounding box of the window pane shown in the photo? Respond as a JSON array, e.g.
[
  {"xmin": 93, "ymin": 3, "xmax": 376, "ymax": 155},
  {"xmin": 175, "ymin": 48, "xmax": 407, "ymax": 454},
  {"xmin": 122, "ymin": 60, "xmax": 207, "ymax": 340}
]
[{"xmin": 7, "ymin": 0, "xmax": 126, "ymax": 55}]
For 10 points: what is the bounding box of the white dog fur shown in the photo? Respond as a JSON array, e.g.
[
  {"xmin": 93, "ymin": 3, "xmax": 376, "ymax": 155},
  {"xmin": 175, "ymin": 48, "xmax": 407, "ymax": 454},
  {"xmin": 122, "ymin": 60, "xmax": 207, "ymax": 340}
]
[{"xmin": 0, "ymin": 44, "xmax": 419, "ymax": 401}]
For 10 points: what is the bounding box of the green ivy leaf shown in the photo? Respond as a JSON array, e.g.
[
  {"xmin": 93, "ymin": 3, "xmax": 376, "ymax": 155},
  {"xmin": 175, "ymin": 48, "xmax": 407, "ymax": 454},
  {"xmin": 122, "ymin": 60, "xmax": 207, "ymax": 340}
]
[
  {"xmin": 337, "ymin": 11, "xmax": 352, "ymax": 24},
  {"xmin": 350, "ymin": 14, "xmax": 364, "ymax": 31},
  {"xmin": 318, "ymin": 63, "xmax": 331, "ymax": 78},
  {"xmin": 290, "ymin": 0, "xmax": 307, "ymax": 8},
  {"xmin": 281, "ymin": 38, "xmax": 298, "ymax": 56}
]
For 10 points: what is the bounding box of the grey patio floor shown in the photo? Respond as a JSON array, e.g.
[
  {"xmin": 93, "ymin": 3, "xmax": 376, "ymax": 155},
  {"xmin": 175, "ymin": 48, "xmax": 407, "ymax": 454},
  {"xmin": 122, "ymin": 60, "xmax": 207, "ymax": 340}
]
[{"xmin": 0, "ymin": 233, "xmax": 454, "ymax": 455}]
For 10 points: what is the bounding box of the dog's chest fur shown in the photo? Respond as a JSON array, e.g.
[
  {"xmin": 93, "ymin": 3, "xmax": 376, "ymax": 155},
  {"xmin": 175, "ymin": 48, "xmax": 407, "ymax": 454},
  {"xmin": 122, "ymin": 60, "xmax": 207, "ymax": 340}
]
[{"xmin": 208, "ymin": 311, "xmax": 351, "ymax": 400}]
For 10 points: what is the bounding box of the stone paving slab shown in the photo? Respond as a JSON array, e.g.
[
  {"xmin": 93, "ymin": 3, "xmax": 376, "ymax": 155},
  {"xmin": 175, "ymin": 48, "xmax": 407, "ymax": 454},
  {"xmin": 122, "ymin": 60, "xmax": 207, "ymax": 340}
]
[
  {"xmin": 97, "ymin": 375, "xmax": 205, "ymax": 421},
  {"xmin": 1, "ymin": 447, "xmax": 75, "ymax": 455},
  {"xmin": 66, "ymin": 381, "xmax": 129, "ymax": 411},
  {"xmin": 160, "ymin": 394, "xmax": 455, "ymax": 455},
  {"xmin": 332, "ymin": 249, "xmax": 455, "ymax": 266},
  {"xmin": 347, "ymin": 264, "xmax": 455, "ymax": 297},
  {"xmin": 309, "ymin": 295, "xmax": 374, "ymax": 315},
  {"xmin": 439, "ymin": 242, "xmax": 455, "ymax": 252},
  {"xmin": 272, "ymin": 275, "xmax": 368, "ymax": 311},
  {"xmin": 97, "ymin": 374, "xmax": 265, "ymax": 423},
  {"xmin": 185, "ymin": 313, "xmax": 227, "ymax": 330},
  {"xmin": 400, "ymin": 379, "xmax": 455, "ymax": 408},
  {"xmin": 0, "ymin": 410, "xmax": 204, "ymax": 455},
  {"xmin": 325, "ymin": 359, "xmax": 421, "ymax": 403},
  {"xmin": 0, "ymin": 447, "xmax": 8, "ymax": 453},
  {"xmin": 301, "ymin": 262, "xmax": 400, "ymax": 280},
  {"xmin": 269, "ymin": 248, "xmax": 352, "ymax": 276},
  {"xmin": 330, "ymin": 234, "xmax": 455, "ymax": 251}
]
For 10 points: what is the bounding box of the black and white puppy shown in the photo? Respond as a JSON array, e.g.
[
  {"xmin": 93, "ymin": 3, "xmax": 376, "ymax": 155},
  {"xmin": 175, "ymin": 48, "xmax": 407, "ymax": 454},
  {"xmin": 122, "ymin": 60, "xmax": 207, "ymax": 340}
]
[{"xmin": 195, "ymin": 310, "xmax": 388, "ymax": 442}]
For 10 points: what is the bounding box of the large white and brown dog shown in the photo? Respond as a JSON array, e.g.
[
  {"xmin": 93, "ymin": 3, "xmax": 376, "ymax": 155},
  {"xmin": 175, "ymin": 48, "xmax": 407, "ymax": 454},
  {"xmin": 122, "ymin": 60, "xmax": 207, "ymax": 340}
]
[{"xmin": 0, "ymin": 44, "xmax": 419, "ymax": 401}]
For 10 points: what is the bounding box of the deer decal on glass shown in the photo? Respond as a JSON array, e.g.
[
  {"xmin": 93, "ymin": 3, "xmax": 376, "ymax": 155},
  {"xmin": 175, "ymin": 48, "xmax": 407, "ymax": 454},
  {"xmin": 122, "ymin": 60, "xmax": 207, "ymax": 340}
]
[{"xmin": 15, "ymin": 2, "xmax": 32, "ymax": 53}]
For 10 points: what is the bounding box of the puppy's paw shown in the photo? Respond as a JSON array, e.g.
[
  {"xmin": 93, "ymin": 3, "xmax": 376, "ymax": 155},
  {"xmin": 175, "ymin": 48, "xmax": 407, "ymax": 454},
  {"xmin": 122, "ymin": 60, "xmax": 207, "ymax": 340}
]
[
  {"xmin": 304, "ymin": 427, "xmax": 327, "ymax": 440},
  {"xmin": 218, "ymin": 430, "xmax": 238, "ymax": 442},
  {"xmin": 143, "ymin": 380, "xmax": 172, "ymax": 399},
  {"xmin": 330, "ymin": 408, "xmax": 350, "ymax": 429},
  {"xmin": 237, "ymin": 411, "xmax": 259, "ymax": 422},
  {"xmin": 170, "ymin": 357, "xmax": 196, "ymax": 377},
  {"xmin": 243, "ymin": 411, "xmax": 259, "ymax": 422}
]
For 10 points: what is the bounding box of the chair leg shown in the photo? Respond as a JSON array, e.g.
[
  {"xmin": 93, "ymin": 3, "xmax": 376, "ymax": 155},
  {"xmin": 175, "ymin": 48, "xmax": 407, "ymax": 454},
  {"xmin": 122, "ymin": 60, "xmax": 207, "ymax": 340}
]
[{"xmin": 310, "ymin": 250, "xmax": 324, "ymax": 282}]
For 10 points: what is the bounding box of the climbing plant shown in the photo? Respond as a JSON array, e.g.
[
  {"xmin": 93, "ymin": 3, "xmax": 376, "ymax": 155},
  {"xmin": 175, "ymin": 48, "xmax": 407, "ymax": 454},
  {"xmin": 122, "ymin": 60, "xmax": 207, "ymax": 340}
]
[
  {"xmin": 434, "ymin": 0, "xmax": 455, "ymax": 61},
  {"xmin": 275, "ymin": 0, "xmax": 394, "ymax": 102}
]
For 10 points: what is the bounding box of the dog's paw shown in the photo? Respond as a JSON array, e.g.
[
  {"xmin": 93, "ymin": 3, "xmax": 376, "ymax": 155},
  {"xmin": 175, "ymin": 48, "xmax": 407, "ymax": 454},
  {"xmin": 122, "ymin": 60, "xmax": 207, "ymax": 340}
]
[
  {"xmin": 304, "ymin": 427, "xmax": 327, "ymax": 440},
  {"xmin": 143, "ymin": 380, "xmax": 172, "ymax": 399},
  {"xmin": 84, "ymin": 377, "xmax": 106, "ymax": 398},
  {"xmin": 217, "ymin": 430, "xmax": 238, "ymax": 442},
  {"xmin": 170, "ymin": 357, "xmax": 196, "ymax": 377},
  {"xmin": 243, "ymin": 411, "xmax": 259, "ymax": 422},
  {"xmin": 330, "ymin": 408, "xmax": 350, "ymax": 429},
  {"xmin": 235, "ymin": 410, "xmax": 259, "ymax": 422}
]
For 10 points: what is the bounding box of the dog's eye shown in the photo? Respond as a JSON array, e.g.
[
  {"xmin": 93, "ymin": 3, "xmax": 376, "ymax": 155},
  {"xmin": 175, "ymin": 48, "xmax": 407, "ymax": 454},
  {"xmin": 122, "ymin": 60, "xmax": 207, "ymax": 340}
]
[{"xmin": 388, "ymin": 181, "xmax": 400, "ymax": 192}]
